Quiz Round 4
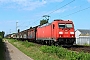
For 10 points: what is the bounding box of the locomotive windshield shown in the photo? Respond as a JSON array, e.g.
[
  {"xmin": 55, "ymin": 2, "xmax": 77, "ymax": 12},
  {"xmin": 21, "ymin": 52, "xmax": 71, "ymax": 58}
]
[
  {"xmin": 58, "ymin": 24, "xmax": 65, "ymax": 28},
  {"xmin": 59, "ymin": 24, "xmax": 73, "ymax": 28},
  {"xmin": 66, "ymin": 24, "xmax": 73, "ymax": 28}
]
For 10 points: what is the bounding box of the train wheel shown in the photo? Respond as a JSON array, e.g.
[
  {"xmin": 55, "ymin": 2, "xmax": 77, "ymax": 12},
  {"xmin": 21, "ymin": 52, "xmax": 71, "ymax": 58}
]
[
  {"xmin": 48, "ymin": 40, "xmax": 51, "ymax": 46},
  {"xmin": 45, "ymin": 40, "xmax": 49, "ymax": 45},
  {"xmin": 41, "ymin": 40, "xmax": 45, "ymax": 45},
  {"xmin": 49, "ymin": 40, "xmax": 54, "ymax": 46},
  {"xmin": 54, "ymin": 42, "xmax": 59, "ymax": 46}
]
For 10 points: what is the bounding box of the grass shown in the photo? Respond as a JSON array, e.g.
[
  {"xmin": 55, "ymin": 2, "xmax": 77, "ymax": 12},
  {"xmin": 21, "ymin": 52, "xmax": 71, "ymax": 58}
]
[
  {"xmin": 7, "ymin": 38, "xmax": 90, "ymax": 60},
  {"xmin": 40, "ymin": 45, "xmax": 90, "ymax": 60},
  {"xmin": 0, "ymin": 38, "xmax": 5, "ymax": 60},
  {"xmin": 7, "ymin": 39, "xmax": 61, "ymax": 60},
  {"xmin": 84, "ymin": 43, "xmax": 90, "ymax": 46}
]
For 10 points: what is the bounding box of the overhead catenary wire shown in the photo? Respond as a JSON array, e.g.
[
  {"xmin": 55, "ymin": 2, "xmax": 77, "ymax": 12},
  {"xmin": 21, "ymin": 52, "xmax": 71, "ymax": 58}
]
[
  {"xmin": 15, "ymin": 0, "xmax": 81, "ymax": 32},
  {"xmin": 58, "ymin": 2, "xmax": 89, "ymax": 18},
  {"xmin": 27, "ymin": 0, "xmax": 76, "ymax": 28},
  {"xmin": 61, "ymin": 6, "xmax": 90, "ymax": 18},
  {"xmin": 12, "ymin": 0, "xmax": 90, "ymax": 34},
  {"xmin": 16, "ymin": 0, "xmax": 76, "ymax": 31},
  {"xmin": 65, "ymin": 2, "xmax": 89, "ymax": 12},
  {"xmin": 47, "ymin": 0, "xmax": 75, "ymax": 15},
  {"xmin": 17, "ymin": 0, "xmax": 75, "ymax": 28}
]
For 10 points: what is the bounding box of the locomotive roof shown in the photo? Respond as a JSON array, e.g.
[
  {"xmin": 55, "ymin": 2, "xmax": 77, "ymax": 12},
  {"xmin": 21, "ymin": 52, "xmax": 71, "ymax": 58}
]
[
  {"xmin": 54, "ymin": 19, "xmax": 73, "ymax": 23},
  {"xmin": 54, "ymin": 19, "xmax": 72, "ymax": 21},
  {"xmin": 38, "ymin": 23, "xmax": 51, "ymax": 28},
  {"xmin": 38, "ymin": 20, "xmax": 73, "ymax": 28}
]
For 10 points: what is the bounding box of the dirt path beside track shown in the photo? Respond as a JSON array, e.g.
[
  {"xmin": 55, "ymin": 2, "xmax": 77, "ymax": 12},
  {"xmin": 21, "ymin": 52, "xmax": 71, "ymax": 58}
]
[{"xmin": 4, "ymin": 40, "xmax": 33, "ymax": 60}]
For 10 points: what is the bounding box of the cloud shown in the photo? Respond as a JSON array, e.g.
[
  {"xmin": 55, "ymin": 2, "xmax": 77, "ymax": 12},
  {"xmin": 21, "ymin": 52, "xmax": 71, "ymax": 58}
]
[
  {"xmin": 0, "ymin": 0, "xmax": 46, "ymax": 10},
  {"xmin": 87, "ymin": 0, "xmax": 90, "ymax": 2},
  {"xmin": 0, "ymin": 0, "xmax": 63, "ymax": 10},
  {"xmin": 43, "ymin": 0, "xmax": 63, "ymax": 3},
  {"xmin": 22, "ymin": 1, "xmax": 46, "ymax": 10},
  {"xmin": 46, "ymin": 6, "xmax": 68, "ymax": 14}
]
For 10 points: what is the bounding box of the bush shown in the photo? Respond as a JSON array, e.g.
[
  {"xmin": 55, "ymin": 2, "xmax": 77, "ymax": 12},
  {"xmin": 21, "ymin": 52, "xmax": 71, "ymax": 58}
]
[
  {"xmin": 0, "ymin": 38, "xmax": 5, "ymax": 60},
  {"xmin": 0, "ymin": 36, "xmax": 2, "ymax": 40},
  {"xmin": 40, "ymin": 45, "xmax": 58, "ymax": 53},
  {"xmin": 56, "ymin": 47, "xmax": 68, "ymax": 59},
  {"xmin": 21, "ymin": 41, "xmax": 35, "ymax": 48},
  {"xmin": 40, "ymin": 45, "xmax": 90, "ymax": 60}
]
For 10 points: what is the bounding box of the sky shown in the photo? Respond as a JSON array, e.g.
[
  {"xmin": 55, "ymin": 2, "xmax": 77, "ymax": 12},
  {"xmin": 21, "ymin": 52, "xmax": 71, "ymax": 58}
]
[{"xmin": 0, "ymin": 0, "xmax": 90, "ymax": 35}]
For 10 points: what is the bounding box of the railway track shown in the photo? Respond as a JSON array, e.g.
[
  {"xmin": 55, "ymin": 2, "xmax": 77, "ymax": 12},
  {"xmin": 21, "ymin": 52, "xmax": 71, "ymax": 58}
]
[
  {"xmin": 35, "ymin": 41, "xmax": 90, "ymax": 53},
  {"xmin": 28, "ymin": 41, "xmax": 90, "ymax": 53},
  {"xmin": 67, "ymin": 45, "xmax": 90, "ymax": 53}
]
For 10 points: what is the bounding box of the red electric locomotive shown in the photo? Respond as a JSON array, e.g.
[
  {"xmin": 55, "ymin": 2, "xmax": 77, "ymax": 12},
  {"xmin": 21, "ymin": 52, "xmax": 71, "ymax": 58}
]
[{"xmin": 36, "ymin": 19, "xmax": 76, "ymax": 46}]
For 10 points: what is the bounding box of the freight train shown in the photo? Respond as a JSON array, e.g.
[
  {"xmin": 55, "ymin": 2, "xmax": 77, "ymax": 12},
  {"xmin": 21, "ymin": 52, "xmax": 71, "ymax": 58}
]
[{"xmin": 6, "ymin": 19, "xmax": 76, "ymax": 46}]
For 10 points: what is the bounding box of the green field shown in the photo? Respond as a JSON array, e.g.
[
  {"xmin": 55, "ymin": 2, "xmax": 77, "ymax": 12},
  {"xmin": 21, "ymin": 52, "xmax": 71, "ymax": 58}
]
[{"xmin": 7, "ymin": 39, "xmax": 90, "ymax": 60}]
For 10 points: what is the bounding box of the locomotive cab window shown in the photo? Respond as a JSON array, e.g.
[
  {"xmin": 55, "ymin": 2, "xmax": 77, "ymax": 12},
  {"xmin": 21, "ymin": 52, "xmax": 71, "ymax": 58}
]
[
  {"xmin": 58, "ymin": 24, "xmax": 65, "ymax": 28},
  {"xmin": 58, "ymin": 24, "xmax": 73, "ymax": 28},
  {"xmin": 66, "ymin": 24, "xmax": 73, "ymax": 28}
]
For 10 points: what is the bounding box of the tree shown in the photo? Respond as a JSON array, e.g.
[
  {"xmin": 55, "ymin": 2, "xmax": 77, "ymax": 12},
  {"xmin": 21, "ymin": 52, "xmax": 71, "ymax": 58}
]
[
  {"xmin": 40, "ymin": 19, "xmax": 48, "ymax": 25},
  {"xmin": 0, "ymin": 31, "xmax": 5, "ymax": 38},
  {"xmin": 40, "ymin": 15, "xmax": 50, "ymax": 25}
]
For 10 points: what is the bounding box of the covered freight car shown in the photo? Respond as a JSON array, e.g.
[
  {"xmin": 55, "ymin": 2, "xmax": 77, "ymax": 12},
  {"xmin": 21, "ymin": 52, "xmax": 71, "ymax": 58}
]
[
  {"xmin": 23, "ymin": 30, "xmax": 28, "ymax": 39},
  {"xmin": 19, "ymin": 32, "xmax": 23, "ymax": 39},
  {"xmin": 27, "ymin": 27, "xmax": 37, "ymax": 42},
  {"xmin": 16, "ymin": 29, "xmax": 28, "ymax": 40},
  {"xmin": 36, "ymin": 19, "xmax": 76, "ymax": 46}
]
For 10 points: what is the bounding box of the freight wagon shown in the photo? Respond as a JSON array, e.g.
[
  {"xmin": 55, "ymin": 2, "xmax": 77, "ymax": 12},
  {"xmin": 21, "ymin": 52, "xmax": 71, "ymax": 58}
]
[{"xmin": 27, "ymin": 27, "xmax": 37, "ymax": 42}]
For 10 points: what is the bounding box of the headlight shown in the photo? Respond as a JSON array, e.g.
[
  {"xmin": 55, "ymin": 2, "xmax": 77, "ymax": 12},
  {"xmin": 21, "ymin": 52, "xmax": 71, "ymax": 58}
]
[
  {"xmin": 59, "ymin": 32, "xmax": 63, "ymax": 34},
  {"xmin": 70, "ymin": 32, "xmax": 74, "ymax": 34}
]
